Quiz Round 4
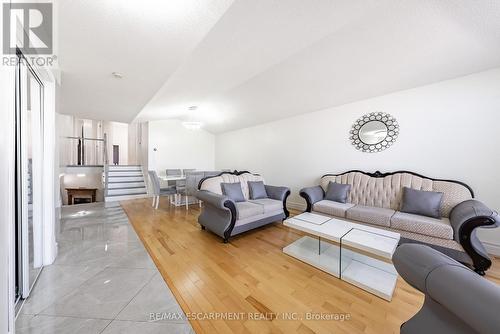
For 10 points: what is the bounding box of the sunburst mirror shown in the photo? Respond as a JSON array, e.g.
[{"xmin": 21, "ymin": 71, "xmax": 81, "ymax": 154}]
[{"xmin": 349, "ymin": 112, "xmax": 399, "ymax": 153}]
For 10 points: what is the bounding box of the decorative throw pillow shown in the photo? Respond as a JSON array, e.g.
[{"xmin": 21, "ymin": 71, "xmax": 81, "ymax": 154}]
[
  {"xmin": 325, "ymin": 182, "xmax": 351, "ymax": 203},
  {"xmin": 248, "ymin": 181, "xmax": 268, "ymax": 200},
  {"xmin": 400, "ymin": 187, "xmax": 444, "ymax": 219},
  {"xmin": 221, "ymin": 182, "xmax": 246, "ymax": 202}
]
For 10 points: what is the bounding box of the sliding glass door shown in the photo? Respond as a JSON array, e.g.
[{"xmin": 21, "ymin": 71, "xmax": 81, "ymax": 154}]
[{"xmin": 15, "ymin": 53, "xmax": 44, "ymax": 304}]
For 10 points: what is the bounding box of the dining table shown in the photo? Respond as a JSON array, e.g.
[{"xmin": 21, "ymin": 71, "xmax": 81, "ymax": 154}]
[{"xmin": 159, "ymin": 175, "xmax": 188, "ymax": 206}]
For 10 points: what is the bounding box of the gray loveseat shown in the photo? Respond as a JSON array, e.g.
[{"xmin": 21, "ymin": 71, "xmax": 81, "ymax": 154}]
[
  {"xmin": 300, "ymin": 170, "xmax": 499, "ymax": 274},
  {"xmin": 196, "ymin": 171, "xmax": 290, "ymax": 242},
  {"xmin": 394, "ymin": 244, "xmax": 500, "ymax": 334}
]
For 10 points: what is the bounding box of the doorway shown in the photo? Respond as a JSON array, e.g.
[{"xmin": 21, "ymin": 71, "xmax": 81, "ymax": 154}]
[{"xmin": 113, "ymin": 145, "xmax": 119, "ymax": 165}]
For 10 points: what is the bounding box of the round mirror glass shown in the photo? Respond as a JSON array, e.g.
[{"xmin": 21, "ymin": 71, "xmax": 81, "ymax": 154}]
[{"xmin": 358, "ymin": 120, "xmax": 388, "ymax": 145}]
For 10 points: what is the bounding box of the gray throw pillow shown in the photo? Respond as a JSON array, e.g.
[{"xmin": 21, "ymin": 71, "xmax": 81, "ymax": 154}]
[
  {"xmin": 221, "ymin": 182, "xmax": 246, "ymax": 202},
  {"xmin": 400, "ymin": 187, "xmax": 444, "ymax": 219},
  {"xmin": 325, "ymin": 182, "xmax": 351, "ymax": 203},
  {"xmin": 248, "ymin": 181, "xmax": 268, "ymax": 200}
]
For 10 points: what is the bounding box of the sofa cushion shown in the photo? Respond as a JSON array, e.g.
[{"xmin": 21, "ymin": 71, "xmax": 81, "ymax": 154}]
[
  {"xmin": 401, "ymin": 187, "xmax": 444, "ymax": 219},
  {"xmin": 221, "ymin": 182, "xmax": 245, "ymax": 202},
  {"xmin": 346, "ymin": 205, "xmax": 395, "ymax": 227},
  {"xmin": 325, "ymin": 182, "xmax": 351, "ymax": 203},
  {"xmin": 248, "ymin": 181, "xmax": 268, "ymax": 200},
  {"xmin": 249, "ymin": 198, "xmax": 282, "ymax": 213},
  {"xmin": 235, "ymin": 202, "xmax": 264, "ymax": 220},
  {"xmin": 391, "ymin": 211, "xmax": 453, "ymax": 240},
  {"xmin": 313, "ymin": 200, "xmax": 355, "ymax": 218}
]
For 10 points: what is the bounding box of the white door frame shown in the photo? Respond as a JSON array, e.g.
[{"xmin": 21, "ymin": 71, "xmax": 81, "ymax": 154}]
[{"xmin": 18, "ymin": 59, "xmax": 45, "ymax": 298}]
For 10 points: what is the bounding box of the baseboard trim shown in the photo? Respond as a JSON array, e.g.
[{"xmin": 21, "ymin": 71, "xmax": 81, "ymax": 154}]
[
  {"xmin": 483, "ymin": 241, "xmax": 500, "ymax": 257},
  {"xmin": 287, "ymin": 201, "xmax": 306, "ymax": 211}
]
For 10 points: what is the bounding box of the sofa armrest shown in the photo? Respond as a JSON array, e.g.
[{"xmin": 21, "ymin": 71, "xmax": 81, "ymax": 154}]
[
  {"xmin": 449, "ymin": 199, "xmax": 500, "ymax": 274},
  {"xmin": 394, "ymin": 244, "xmax": 465, "ymax": 293},
  {"xmin": 196, "ymin": 190, "xmax": 237, "ymax": 242},
  {"xmin": 196, "ymin": 190, "xmax": 233, "ymax": 210},
  {"xmin": 299, "ymin": 186, "xmax": 325, "ymax": 212},
  {"xmin": 265, "ymin": 185, "xmax": 291, "ymax": 218},
  {"xmin": 394, "ymin": 244, "xmax": 500, "ymax": 334}
]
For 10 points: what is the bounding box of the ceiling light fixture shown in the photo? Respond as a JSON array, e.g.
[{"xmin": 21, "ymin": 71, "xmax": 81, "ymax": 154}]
[
  {"xmin": 111, "ymin": 72, "xmax": 123, "ymax": 79},
  {"xmin": 182, "ymin": 121, "xmax": 203, "ymax": 130},
  {"xmin": 182, "ymin": 106, "xmax": 203, "ymax": 130}
]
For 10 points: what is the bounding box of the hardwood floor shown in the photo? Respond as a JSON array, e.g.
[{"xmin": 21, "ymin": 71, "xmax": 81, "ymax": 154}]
[{"xmin": 121, "ymin": 198, "xmax": 500, "ymax": 334}]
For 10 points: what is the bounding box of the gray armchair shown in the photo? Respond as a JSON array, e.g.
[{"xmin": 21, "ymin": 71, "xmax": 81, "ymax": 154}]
[{"xmin": 394, "ymin": 244, "xmax": 500, "ymax": 334}]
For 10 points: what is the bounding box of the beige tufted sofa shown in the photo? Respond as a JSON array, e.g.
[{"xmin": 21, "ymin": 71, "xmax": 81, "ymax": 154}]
[
  {"xmin": 300, "ymin": 170, "xmax": 499, "ymax": 274},
  {"xmin": 196, "ymin": 171, "xmax": 290, "ymax": 243}
]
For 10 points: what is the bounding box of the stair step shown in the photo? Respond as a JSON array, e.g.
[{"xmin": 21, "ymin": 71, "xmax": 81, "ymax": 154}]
[
  {"xmin": 107, "ymin": 187, "xmax": 147, "ymax": 196},
  {"xmin": 108, "ymin": 176, "xmax": 144, "ymax": 182},
  {"xmin": 105, "ymin": 165, "xmax": 147, "ymax": 201},
  {"xmin": 108, "ymin": 165, "xmax": 142, "ymax": 171},
  {"xmin": 108, "ymin": 182, "xmax": 145, "ymax": 189},
  {"xmin": 105, "ymin": 193, "xmax": 149, "ymax": 202},
  {"xmin": 108, "ymin": 171, "xmax": 143, "ymax": 177}
]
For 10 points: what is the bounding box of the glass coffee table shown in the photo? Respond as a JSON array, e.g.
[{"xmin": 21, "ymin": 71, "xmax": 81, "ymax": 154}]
[{"xmin": 283, "ymin": 212, "xmax": 400, "ymax": 301}]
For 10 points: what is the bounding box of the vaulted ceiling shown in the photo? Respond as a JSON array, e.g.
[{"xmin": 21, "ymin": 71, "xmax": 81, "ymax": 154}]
[{"xmin": 58, "ymin": 0, "xmax": 500, "ymax": 133}]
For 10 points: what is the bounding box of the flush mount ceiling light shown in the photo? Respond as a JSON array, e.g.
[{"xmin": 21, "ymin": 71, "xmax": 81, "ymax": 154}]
[
  {"xmin": 182, "ymin": 121, "xmax": 203, "ymax": 130},
  {"xmin": 182, "ymin": 106, "xmax": 203, "ymax": 130},
  {"xmin": 111, "ymin": 72, "xmax": 123, "ymax": 78}
]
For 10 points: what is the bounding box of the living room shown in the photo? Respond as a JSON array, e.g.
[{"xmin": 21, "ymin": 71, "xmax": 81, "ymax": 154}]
[{"xmin": 1, "ymin": 1, "xmax": 499, "ymax": 333}]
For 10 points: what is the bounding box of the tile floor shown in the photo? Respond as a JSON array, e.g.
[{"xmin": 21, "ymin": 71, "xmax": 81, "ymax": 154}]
[{"xmin": 16, "ymin": 202, "xmax": 194, "ymax": 334}]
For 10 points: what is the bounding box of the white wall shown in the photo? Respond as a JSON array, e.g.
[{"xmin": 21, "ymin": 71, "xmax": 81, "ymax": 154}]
[
  {"xmin": 104, "ymin": 121, "xmax": 129, "ymax": 165},
  {"xmin": 215, "ymin": 68, "xmax": 500, "ymax": 250},
  {"xmin": 139, "ymin": 122, "xmax": 149, "ymax": 171},
  {"xmin": 148, "ymin": 120, "xmax": 215, "ymax": 175},
  {"xmin": 128, "ymin": 123, "xmax": 139, "ymax": 165},
  {"xmin": 56, "ymin": 113, "xmax": 75, "ymax": 166}
]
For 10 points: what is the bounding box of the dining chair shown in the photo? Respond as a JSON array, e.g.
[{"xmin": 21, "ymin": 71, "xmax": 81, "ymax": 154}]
[
  {"xmin": 180, "ymin": 171, "xmax": 205, "ymax": 210},
  {"xmin": 165, "ymin": 169, "xmax": 183, "ymax": 203},
  {"xmin": 166, "ymin": 169, "xmax": 182, "ymax": 176},
  {"xmin": 177, "ymin": 169, "xmax": 194, "ymax": 192},
  {"xmin": 148, "ymin": 170, "xmax": 176, "ymax": 209}
]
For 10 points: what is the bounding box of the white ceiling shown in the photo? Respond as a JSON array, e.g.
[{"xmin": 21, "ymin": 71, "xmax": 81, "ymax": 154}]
[
  {"xmin": 57, "ymin": 0, "xmax": 233, "ymax": 122},
  {"xmin": 58, "ymin": 0, "xmax": 500, "ymax": 132}
]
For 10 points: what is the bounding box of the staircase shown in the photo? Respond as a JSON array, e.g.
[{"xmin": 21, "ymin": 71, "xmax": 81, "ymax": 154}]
[{"xmin": 104, "ymin": 165, "xmax": 148, "ymax": 202}]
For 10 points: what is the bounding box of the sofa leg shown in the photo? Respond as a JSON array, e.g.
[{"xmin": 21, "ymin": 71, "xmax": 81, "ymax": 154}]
[{"xmin": 201, "ymin": 225, "xmax": 205, "ymax": 230}]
